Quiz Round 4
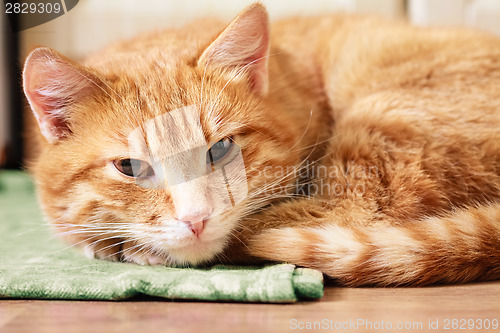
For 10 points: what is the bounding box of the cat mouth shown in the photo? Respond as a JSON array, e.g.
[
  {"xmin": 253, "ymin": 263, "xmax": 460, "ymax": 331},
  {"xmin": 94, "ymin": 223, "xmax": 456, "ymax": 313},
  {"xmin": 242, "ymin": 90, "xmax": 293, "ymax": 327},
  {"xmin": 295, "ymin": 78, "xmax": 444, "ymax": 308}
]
[{"xmin": 172, "ymin": 232, "xmax": 226, "ymax": 248}]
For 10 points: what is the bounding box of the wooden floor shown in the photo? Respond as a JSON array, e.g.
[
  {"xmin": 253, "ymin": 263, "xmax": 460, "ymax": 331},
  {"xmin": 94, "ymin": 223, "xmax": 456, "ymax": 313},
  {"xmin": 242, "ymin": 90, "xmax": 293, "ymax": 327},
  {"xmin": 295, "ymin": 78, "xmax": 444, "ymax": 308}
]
[{"xmin": 1, "ymin": 280, "xmax": 499, "ymax": 333}]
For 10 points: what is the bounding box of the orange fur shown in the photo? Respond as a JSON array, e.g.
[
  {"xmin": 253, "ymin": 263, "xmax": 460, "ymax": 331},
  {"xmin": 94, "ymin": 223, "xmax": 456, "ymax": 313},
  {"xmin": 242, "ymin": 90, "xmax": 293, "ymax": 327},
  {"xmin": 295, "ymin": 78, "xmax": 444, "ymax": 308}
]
[{"xmin": 23, "ymin": 4, "xmax": 500, "ymax": 286}]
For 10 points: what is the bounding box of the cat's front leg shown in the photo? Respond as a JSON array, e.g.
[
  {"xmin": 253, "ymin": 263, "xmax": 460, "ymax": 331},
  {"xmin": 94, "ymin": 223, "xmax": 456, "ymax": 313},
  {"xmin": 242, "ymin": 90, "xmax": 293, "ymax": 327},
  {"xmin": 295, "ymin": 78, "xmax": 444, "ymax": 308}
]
[
  {"xmin": 240, "ymin": 198, "xmax": 378, "ymax": 279},
  {"xmin": 248, "ymin": 224, "xmax": 368, "ymax": 281},
  {"xmin": 223, "ymin": 197, "xmax": 369, "ymax": 264}
]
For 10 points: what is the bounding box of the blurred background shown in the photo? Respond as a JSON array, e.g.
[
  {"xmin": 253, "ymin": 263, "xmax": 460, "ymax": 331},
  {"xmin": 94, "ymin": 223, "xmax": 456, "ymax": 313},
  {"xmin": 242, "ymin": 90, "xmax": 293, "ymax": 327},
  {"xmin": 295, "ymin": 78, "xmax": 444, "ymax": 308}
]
[{"xmin": 1, "ymin": 0, "xmax": 500, "ymax": 168}]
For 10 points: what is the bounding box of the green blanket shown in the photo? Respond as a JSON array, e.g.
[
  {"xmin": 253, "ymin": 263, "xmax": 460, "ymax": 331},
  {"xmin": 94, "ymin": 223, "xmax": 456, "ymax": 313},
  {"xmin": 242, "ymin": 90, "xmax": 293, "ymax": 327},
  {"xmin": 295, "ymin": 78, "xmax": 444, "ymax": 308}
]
[{"xmin": 0, "ymin": 171, "xmax": 323, "ymax": 302}]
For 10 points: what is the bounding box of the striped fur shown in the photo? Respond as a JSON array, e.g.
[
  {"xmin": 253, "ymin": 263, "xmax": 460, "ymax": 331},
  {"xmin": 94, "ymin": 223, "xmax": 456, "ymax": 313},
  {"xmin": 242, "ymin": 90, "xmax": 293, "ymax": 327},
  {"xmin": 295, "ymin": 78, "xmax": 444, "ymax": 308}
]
[{"xmin": 246, "ymin": 202, "xmax": 500, "ymax": 286}]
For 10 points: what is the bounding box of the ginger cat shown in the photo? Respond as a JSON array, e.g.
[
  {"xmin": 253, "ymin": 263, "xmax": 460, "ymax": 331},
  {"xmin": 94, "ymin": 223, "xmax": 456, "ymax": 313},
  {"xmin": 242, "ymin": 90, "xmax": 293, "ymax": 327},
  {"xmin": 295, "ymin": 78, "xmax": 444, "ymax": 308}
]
[{"xmin": 23, "ymin": 4, "xmax": 500, "ymax": 286}]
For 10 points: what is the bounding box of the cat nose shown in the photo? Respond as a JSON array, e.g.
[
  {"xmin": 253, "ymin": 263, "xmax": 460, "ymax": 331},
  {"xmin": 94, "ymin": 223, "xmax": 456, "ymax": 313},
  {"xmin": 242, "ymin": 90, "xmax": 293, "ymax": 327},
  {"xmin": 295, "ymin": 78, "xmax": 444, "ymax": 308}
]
[{"xmin": 177, "ymin": 209, "xmax": 212, "ymax": 237}]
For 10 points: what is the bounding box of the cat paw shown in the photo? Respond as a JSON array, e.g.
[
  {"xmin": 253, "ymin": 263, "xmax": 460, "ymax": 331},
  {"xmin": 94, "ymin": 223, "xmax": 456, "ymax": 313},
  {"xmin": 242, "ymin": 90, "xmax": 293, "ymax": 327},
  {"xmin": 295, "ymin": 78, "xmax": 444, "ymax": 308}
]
[
  {"xmin": 120, "ymin": 242, "xmax": 167, "ymax": 266},
  {"xmin": 80, "ymin": 239, "xmax": 167, "ymax": 266},
  {"xmin": 81, "ymin": 238, "xmax": 122, "ymax": 262}
]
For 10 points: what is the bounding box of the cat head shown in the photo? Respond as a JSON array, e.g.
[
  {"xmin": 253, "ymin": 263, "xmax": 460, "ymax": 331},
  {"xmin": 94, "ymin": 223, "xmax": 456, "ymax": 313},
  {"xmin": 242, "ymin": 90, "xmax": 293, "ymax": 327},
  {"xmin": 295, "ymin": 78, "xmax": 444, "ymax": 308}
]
[{"xmin": 23, "ymin": 4, "xmax": 305, "ymax": 265}]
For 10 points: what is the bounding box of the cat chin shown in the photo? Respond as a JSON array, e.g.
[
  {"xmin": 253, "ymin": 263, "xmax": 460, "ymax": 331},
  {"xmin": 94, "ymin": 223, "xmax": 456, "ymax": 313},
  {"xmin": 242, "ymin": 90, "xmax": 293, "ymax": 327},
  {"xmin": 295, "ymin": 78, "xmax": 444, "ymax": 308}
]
[{"xmin": 159, "ymin": 237, "xmax": 227, "ymax": 266}]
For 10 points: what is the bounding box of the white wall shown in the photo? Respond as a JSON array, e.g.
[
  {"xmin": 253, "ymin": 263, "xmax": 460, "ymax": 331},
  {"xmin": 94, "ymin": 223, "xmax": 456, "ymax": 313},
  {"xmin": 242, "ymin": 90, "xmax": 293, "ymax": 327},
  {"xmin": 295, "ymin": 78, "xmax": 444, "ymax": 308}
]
[
  {"xmin": 408, "ymin": 0, "xmax": 500, "ymax": 36},
  {"xmin": 21, "ymin": 0, "xmax": 405, "ymax": 59},
  {"xmin": 21, "ymin": 0, "xmax": 500, "ymax": 61}
]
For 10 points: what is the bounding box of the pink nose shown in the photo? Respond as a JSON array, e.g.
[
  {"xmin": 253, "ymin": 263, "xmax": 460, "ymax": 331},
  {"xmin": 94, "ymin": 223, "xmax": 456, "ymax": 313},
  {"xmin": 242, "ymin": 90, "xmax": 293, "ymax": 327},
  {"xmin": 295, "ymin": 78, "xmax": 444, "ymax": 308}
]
[{"xmin": 177, "ymin": 210, "xmax": 211, "ymax": 237}]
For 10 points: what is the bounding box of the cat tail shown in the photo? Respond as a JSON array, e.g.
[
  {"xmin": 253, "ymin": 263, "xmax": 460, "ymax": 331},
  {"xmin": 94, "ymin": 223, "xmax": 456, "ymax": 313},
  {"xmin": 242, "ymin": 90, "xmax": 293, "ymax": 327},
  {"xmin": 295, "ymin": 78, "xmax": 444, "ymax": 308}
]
[{"xmin": 249, "ymin": 203, "xmax": 500, "ymax": 286}]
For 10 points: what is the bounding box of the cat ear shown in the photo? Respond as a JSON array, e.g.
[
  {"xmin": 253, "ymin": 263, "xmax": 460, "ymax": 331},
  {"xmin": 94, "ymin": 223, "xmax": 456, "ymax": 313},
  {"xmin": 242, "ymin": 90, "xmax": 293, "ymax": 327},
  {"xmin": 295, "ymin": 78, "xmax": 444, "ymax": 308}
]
[
  {"xmin": 23, "ymin": 47, "xmax": 99, "ymax": 143},
  {"xmin": 198, "ymin": 3, "xmax": 270, "ymax": 96}
]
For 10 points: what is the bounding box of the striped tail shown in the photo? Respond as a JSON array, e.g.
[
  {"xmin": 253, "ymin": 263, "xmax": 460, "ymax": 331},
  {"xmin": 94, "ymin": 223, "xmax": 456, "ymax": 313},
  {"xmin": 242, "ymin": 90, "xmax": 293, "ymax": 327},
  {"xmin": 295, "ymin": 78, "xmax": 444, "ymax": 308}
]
[{"xmin": 249, "ymin": 203, "xmax": 500, "ymax": 286}]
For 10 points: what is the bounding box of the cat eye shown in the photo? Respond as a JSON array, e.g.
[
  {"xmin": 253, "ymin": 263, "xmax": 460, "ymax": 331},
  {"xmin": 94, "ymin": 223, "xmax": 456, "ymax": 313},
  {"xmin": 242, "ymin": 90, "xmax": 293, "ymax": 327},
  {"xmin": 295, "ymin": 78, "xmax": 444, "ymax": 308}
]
[
  {"xmin": 113, "ymin": 159, "xmax": 155, "ymax": 178},
  {"xmin": 207, "ymin": 137, "xmax": 234, "ymax": 164}
]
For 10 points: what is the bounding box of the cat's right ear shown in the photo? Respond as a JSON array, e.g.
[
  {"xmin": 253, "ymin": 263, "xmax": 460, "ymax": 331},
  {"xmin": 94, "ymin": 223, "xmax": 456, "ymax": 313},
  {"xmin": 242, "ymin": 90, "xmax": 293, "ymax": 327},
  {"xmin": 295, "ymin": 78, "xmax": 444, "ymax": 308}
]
[
  {"xmin": 198, "ymin": 3, "xmax": 270, "ymax": 96},
  {"xmin": 23, "ymin": 47, "xmax": 99, "ymax": 143}
]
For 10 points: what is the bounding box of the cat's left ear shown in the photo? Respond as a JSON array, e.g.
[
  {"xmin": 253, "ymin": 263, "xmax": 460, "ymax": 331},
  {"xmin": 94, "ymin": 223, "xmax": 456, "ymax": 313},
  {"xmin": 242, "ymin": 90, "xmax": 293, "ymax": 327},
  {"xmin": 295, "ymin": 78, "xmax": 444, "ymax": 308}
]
[
  {"xmin": 23, "ymin": 47, "xmax": 100, "ymax": 143},
  {"xmin": 198, "ymin": 3, "xmax": 270, "ymax": 96}
]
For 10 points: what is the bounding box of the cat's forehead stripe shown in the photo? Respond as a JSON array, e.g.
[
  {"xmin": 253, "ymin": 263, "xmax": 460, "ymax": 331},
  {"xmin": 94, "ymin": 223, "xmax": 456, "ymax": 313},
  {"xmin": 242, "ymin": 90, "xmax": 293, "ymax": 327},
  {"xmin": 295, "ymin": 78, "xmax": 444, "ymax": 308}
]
[{"xmin": 133, "ymin": 105, "xmax": 207, "ymax": 157}]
